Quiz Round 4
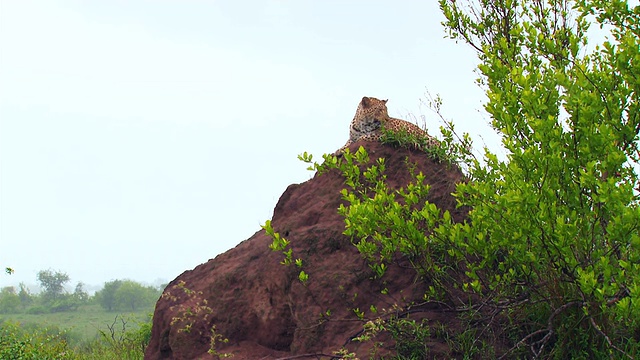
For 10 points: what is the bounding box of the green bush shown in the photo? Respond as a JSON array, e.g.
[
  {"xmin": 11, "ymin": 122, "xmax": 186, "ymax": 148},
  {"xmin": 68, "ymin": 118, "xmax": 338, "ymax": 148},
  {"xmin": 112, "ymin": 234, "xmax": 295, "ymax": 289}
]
[
  {"xmin": 0, "ymin": 315, "xmax": 151, "ymax": 360},
  {"xmin": 0, "ymin": 320, "xmax": 77, "ymax": 360},
  {"xmin": 287, "ymin": 2, "xmax": 640, "ymax": 355},
  {"xmin": 0, "ymin": 288, "xmax": 21, "ymax": 314},
  {"xmin": 386, "ymin": 318, "xmax": 432, "ymax": 359}
]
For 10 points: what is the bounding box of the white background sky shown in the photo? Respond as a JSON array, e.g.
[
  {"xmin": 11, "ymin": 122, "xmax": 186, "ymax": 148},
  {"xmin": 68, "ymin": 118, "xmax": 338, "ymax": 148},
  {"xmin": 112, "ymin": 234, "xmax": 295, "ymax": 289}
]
[{"xmin": 0, "ymin": 1, "xmax": 497, "ymax": 291}]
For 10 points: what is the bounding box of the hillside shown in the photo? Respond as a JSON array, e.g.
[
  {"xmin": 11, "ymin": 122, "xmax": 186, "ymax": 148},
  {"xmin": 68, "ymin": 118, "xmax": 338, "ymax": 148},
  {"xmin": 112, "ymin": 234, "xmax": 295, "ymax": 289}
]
[{"xmin": 145, "ymin": 141, "xmax": 472, "ymax": 359}]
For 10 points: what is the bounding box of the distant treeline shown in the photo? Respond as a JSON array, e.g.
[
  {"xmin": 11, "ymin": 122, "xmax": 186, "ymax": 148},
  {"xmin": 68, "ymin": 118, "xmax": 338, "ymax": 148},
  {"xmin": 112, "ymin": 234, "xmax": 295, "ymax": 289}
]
[{"xmin": 0, "ymin": 269, "xmax": 162, "ymax": 314}]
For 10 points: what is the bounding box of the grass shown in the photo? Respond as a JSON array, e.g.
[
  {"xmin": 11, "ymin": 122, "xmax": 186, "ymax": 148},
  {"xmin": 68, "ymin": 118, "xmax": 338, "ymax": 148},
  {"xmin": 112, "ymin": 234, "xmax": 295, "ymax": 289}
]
[
  {"xmin": 0, "ymin": 304, "xmax": 153, "ymax": 359},
  {"xmin": 0, "ymin": 304, "xmax": 152, "ymax": 343}
]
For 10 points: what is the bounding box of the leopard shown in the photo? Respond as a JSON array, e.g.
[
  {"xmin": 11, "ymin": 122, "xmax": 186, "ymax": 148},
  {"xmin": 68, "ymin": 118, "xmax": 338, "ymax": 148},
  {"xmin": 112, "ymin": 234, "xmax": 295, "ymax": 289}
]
[{"xmin": 335, "ymin": 96, "xmax": 439, "ymax": 155}]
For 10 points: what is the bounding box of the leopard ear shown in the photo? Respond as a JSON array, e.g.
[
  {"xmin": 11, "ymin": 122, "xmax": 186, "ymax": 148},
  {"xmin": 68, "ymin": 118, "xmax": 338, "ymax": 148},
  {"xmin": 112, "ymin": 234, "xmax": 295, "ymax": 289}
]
[
  {"xmin": 383, "ymin": 99, "xmax": 388, "ymax": 104},
  {"xmin": 361, "ymin": 96, "xmax": 370, "ymax": 106}
]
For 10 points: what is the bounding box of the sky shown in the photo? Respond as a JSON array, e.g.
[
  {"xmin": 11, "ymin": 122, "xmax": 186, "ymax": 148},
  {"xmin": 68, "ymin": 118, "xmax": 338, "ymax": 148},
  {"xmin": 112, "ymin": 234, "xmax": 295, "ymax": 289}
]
[{"xmin": 0, "ymin": 1, "xmax": 496, "ymax": 291}]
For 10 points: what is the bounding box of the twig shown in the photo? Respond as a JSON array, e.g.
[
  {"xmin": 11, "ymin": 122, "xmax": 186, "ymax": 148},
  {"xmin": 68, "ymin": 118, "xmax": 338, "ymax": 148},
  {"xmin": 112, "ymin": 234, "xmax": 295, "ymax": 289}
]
[
  {"xmin": 589, "ymin": 317, "xmax": 633, "ymax": 360},
  {"xmin": 498, "ymin": 300, "xmax": 583, "ymax": 359}
]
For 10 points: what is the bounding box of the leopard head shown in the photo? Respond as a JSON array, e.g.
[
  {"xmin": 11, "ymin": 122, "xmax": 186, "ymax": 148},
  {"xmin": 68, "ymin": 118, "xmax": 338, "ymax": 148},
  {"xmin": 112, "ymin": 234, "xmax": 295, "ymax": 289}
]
[{"xmin": 350, "ymin": 96, "xmax": 389, "ymax": 135}]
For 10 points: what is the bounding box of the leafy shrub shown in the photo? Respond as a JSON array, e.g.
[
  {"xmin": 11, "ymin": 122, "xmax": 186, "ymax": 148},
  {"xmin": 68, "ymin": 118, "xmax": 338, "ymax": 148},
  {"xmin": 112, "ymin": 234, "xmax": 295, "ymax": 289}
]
[{"xmin": 0, "ymin": 320, "xmax": 77, "ymax": 360}]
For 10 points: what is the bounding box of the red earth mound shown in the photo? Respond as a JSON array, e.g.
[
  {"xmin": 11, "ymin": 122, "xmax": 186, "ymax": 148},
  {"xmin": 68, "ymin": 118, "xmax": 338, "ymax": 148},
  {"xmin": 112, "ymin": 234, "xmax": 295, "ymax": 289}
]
[{"xmin": 145, "ymin": 141, "xmax": 468, "ymax": 359}]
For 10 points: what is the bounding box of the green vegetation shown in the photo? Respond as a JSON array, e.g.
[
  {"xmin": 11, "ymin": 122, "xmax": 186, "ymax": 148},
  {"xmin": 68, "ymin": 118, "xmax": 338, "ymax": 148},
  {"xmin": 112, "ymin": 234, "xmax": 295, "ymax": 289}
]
[
  {"xmin": 0, "ymin": 271, "xmax": 160, "ymax": 315},
  {"xmin": 37, "ymin": 269, "xmax": 71, "ymax": 303},
  {"xmin": 0, "ymin": 312, "xmax": 151, "ymax": 360},
  {"xmin": 95, "ymin": 280, "xmax": 160, "ymax": 312},
  {"xmin": 269, "ymin": 0, "xmax": 640, "ymax": 358},
  {"xmin": 0, "ymin": 271, "xmax": 159, "ymax": 359},
  {"xmin": 33, "ymin": 269, "xmax": 90, "ymax": 312},
  {"xmin": 1, "ymin": 304, "xmax": 151, "ymax": 341},
  {"xmin": 1, "ymin": 320, "xmax": 74, "ymax": 360},
  {"xmin": 379, "ymin": 120, "xmax": 473, "ymax": 167},
  {"xmin": 161, "ymin": 281, "xmax": 233, "ymax": 358}
]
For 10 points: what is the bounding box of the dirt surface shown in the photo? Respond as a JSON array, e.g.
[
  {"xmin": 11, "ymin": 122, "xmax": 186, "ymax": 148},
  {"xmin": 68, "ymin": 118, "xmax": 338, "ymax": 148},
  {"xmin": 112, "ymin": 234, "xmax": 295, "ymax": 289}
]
[{"xmin": 145, "ymin": 141, "xmax": 469, "ymax": 360}]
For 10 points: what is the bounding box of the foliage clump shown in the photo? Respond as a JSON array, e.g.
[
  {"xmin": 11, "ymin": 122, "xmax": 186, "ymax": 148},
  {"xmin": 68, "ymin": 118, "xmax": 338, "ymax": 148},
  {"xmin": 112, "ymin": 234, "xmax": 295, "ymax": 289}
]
[
  {"xmin": 437, "ymin": 0, "xmax": 640, "ymax": 357},
  {"xmin": 0, "ymin": 315, "xmax": 152, "ymax": 360},
  {"xmin": 0, "ymin": 272, "xmax": 158, "ymax": 359},
  {"xmin": 95, "ymin": 279, "xmax": 160, "ymax": 312},
  {"xmin": 0, "ymin": 321, "xmax": 75, "ymax": 360}
]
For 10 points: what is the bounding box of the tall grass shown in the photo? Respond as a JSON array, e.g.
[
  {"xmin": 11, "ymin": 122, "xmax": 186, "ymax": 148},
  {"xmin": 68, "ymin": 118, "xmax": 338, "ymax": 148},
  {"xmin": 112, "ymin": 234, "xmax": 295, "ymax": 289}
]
[{"xmin": 0, "ymin": 310, "xmax": 151, "ymax": 359}]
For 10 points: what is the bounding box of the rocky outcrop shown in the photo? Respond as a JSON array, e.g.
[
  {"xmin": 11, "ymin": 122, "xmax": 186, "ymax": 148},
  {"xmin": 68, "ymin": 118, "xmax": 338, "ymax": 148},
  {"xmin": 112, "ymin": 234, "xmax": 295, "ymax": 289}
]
[{"xmin": 145, "ymin": 141, "xmax": 468, "ymax": 360}]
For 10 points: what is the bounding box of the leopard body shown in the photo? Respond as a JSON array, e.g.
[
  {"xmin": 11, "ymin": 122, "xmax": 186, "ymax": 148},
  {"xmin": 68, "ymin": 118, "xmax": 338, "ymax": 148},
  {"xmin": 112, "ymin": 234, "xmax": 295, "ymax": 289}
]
[{"xmin": 336, "ymin": 96, "xmax": 438, "ymax": 154}]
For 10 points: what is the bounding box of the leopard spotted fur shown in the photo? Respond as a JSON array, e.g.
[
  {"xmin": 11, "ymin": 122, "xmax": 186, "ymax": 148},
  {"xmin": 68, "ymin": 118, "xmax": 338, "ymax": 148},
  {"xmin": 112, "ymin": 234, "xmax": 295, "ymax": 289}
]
[{"xmin": 336, "ymin": 96, "xmax": 438, "ymax": 154}]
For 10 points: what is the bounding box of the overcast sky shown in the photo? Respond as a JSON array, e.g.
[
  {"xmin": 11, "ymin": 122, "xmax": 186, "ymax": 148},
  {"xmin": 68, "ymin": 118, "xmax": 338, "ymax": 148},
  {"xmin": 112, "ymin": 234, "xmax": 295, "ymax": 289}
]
[{"xmin": 0, "ymin": 1, "xmax": 497, "ymax": 290}]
